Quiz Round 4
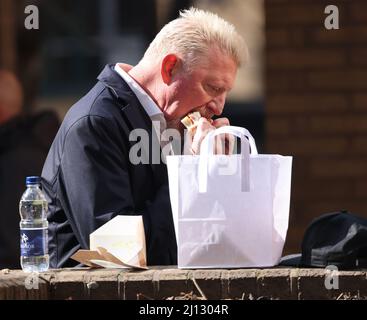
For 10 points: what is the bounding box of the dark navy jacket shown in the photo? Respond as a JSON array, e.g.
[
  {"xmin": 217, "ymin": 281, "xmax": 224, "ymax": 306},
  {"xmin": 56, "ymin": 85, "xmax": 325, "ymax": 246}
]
[{"xmin": 41, "ymin": 64, "xmax": 177, "ymax": 268}]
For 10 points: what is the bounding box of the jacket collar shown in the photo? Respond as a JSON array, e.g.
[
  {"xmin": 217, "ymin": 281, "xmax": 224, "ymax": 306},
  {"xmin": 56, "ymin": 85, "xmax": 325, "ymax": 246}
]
[
  {"xmin": 97, "ymin": 64, "xmax": 136, "ymax": 102},
  {"xmin": 97, "ymin": 64, "xmax": 152, "ymax": 129}
]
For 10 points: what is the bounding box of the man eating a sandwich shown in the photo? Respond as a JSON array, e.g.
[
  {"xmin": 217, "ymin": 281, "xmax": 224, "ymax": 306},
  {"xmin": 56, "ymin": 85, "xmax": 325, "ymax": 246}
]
[{"xmin": 41, "ymin": 7, "xmax": 248, "ymax": 268}]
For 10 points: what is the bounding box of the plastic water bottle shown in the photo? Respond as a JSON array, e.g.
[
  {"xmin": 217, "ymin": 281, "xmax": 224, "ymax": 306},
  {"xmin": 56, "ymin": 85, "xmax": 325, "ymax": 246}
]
[{"xmin": 19, "ymin": 176, "xmax": 49, "ymax": 272}]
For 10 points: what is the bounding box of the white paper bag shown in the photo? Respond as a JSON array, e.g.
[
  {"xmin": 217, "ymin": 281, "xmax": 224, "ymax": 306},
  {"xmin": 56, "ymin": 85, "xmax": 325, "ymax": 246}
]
[{"xmin": 166, "ymin": 126, "xmax": 293, "ymax": 268}]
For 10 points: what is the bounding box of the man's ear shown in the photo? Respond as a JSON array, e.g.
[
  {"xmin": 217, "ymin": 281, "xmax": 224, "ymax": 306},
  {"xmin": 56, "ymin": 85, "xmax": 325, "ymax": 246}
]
[{"xmin": 161, "ymin": 54, "xmax": 180, "ymax": 84}]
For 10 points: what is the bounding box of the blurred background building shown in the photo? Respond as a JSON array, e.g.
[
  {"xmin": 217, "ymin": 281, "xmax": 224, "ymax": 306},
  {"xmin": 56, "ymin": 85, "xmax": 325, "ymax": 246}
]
[
  {"xmin": 0, "ymin": 0, "xmax": 265, "ymax": 142},
  {"xmin": 0, "ymin": 0, "xmax": 367, "ymax": 264}
]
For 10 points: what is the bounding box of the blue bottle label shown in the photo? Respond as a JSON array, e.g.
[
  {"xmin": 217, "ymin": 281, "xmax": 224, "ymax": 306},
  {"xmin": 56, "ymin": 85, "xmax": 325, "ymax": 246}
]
[{"xmin": 20, "ymin": 228, "xmax": 48, "ymax": 256}]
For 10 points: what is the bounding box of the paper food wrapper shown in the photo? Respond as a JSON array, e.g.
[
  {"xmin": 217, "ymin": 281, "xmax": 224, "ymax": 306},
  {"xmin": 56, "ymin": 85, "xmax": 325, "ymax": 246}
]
[{"xmin": 71, "ymin": 215, "xmax": 147, "ymax": 270}]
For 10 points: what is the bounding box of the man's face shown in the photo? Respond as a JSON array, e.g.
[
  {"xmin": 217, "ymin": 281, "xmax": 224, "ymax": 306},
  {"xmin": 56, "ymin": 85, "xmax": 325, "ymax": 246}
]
[{"xmin": 162, "ymin": 47, "xmax": 238, "ymax": 128}]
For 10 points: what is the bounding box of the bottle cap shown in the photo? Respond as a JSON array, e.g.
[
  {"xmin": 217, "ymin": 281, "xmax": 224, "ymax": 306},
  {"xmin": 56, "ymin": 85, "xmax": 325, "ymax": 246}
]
[{"xmin": 26, "ymin": 176, "xmax": 41, "ymax": 185}]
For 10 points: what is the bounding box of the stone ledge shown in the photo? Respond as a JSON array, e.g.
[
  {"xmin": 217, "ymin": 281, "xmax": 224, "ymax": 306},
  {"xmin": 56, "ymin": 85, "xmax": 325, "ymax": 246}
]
[{"xmin": 1, "ymin": 267, "xmax": 367, "ymax": 300}]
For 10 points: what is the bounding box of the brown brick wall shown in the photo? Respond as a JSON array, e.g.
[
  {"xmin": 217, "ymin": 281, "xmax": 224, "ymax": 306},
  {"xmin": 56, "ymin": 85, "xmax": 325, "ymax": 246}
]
[
  {"xmin": 1, "ymin": 268, "xmax": 367, "ymax": 300},
  {"xmin": 265, "ymin": 0, "xmax": 367, "ymax": 254}
]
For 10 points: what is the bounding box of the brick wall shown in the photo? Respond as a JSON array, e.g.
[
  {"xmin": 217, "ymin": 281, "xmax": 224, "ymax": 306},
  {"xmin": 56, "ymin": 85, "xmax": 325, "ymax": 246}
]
[
  {"xmin": 265, "ymin": 0, "xmax": 367, "ymax": 254},
  {"xmin": 1, "ymin": 268, "xmax": 367, "ymax": 300}
]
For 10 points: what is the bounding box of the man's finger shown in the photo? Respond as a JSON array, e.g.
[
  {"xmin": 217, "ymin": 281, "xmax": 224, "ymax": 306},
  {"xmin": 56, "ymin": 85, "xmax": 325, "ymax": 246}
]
[
  {"xmin": 224, "ymin": 133, "xmax": 235, "ymax": 155},
  {"xmin": 214, "ymin": 135, "xmax": 224, "ymax": 154},
  {"xmin": 212, "ymin": 117, "xmax": 230, "ymax": 128}
]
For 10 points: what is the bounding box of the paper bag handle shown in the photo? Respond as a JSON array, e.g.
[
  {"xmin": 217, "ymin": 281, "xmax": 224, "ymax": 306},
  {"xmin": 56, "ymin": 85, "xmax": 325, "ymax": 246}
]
[
  {"xmin": 198, "ymin": 126, "xmax": 257, "ymax": 193},
  {"xmin": 201, "ymin": 125, "xmax": 258, "ymax": 155}
]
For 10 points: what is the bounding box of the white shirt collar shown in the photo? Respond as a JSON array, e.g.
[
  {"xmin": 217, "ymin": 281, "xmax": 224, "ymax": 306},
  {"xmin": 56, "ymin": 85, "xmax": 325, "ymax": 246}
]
[
  {"xmin": 114, "ymin": 63, "xmax": 163, "ymax": 119},
  {"xmin": 114, "ymin": 63, "xmax": 175, "ymax": 156}
]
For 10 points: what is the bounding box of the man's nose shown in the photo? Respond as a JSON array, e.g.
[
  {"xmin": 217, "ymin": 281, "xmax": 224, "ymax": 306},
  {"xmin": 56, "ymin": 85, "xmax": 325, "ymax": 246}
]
[{"xmin": 210, "ymin": 92, "xmax": 227, "ymax": 116}]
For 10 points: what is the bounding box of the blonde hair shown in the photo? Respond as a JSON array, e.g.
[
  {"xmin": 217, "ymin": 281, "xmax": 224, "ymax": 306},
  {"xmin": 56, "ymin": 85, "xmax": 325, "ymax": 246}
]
[{"xmin": 143, "ymin": 7, "xmax": 248, "ymax": 71}]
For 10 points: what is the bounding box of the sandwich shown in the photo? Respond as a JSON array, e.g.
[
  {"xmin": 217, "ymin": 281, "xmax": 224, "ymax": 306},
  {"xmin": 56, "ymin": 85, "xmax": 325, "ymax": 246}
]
[{"xmin": 180, "ymin": 111, "xmax": 201, "ymax": 134}]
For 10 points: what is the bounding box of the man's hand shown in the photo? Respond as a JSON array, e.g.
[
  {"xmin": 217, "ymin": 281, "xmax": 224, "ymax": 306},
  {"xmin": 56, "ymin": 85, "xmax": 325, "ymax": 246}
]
[
  {"xmin": 190, "ymin": 117, "xmax": 215, "ymax": 154},
  {"xmin": 190, "ymin": 117, "xmax": 234, "ymax": 155},
  {"xmin": 212, "ymin": 117, "xmax": 235, "ymax": 155}
]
